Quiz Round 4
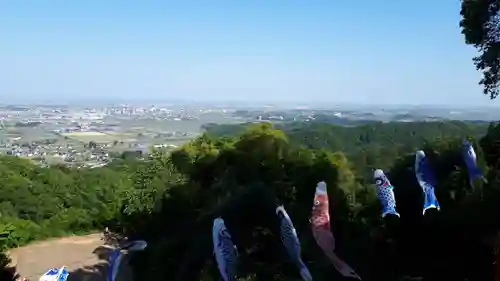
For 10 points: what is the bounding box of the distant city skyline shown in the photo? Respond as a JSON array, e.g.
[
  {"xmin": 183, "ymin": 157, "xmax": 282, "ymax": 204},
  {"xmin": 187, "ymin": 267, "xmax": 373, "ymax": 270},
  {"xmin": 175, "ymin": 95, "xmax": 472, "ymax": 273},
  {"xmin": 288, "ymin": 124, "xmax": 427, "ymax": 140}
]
[
  {"xmin": 0, "ymin": 1, "xmax": 497, "ymax": 106},
  {"xmin": 1, "ymin": 99, "xmax": 499, "ymax": 112}
]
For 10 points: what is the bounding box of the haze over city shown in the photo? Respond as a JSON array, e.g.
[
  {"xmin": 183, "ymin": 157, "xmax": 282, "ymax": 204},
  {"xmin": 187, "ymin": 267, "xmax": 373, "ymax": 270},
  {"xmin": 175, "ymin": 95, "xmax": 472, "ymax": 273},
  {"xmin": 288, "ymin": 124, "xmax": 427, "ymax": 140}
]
[{"xmin": 0, "ymin": 1, "xmax": 491, "ymax": 106}]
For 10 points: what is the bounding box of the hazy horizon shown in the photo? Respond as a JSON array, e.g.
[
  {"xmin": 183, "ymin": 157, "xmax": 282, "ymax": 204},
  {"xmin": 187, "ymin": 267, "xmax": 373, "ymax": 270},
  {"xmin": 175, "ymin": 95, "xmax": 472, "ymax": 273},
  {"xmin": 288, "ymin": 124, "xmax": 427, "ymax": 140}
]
[{"xmin": 1, "ymin": 99, "xmax": 499, "ymax": 111}]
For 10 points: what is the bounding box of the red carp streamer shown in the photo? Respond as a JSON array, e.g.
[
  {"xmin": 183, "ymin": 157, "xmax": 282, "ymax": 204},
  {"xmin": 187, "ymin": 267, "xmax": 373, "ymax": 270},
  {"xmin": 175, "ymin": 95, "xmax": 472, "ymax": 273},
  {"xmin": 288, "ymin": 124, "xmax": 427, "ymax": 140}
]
[{"xmin": 310, "ymin": 181, "xmax": 361, "ymax": 279}]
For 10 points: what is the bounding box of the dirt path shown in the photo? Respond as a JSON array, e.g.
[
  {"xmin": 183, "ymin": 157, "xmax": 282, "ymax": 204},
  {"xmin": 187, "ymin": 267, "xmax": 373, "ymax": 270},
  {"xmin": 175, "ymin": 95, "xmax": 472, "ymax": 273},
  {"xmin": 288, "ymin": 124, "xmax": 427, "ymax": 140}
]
[{"xmin": 8, "ymin": 233, "xmax": 133, "ymax": 281}]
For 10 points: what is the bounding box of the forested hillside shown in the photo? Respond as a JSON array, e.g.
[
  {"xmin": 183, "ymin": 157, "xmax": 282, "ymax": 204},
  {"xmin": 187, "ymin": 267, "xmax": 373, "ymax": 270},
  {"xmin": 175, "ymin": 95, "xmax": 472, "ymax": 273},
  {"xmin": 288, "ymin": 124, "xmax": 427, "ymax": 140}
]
[
  {"xmin": 3, "ymin": 120, "xmax": 500, "ymax": 281},
  {"xmin": 204, "ymin": 121, "xmax": 489, "ymax": 181}
]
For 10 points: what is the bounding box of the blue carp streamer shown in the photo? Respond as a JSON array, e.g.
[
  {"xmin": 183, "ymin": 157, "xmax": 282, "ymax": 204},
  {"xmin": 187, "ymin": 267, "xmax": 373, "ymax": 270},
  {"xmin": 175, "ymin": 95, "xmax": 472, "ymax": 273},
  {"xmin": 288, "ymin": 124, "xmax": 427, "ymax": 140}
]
[
  {"xmin": 461, "ymin": 140, "xmax": 486, "ymax": 187},
  {"xmin": 107, "ymin": 240, "xmax": 148, "ymax": 281},
  {"xmin": 39, "ymin": 266, "xmax": 69, "ymax": 281},
  {"xmin": 415, "ymin": 150, "xmax": 440, "ymax": 214},
  {"xmin": 212, "ymin": 217, "xmax": 238, "ymax": 281},
  {"xmin": 276, "ymin": 205, "xmax": 313, "ymax": 281},
  {"xmin": 373, "ymin": 169, "xmax": 399, "ymax": 218}
]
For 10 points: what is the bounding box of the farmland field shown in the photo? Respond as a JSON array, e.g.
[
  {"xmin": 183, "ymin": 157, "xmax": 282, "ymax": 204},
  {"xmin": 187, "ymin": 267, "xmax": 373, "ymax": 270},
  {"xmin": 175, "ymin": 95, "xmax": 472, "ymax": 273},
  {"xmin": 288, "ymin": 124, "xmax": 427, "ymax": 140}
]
[
  {"xmin": 7, "ymin": 127, "xmax": 56, "ymax": 141},
  {"xmin": 109, "ymin": 114, "xmax": 247, "ymax": 134},
  {"xmin": 0, "ymin": 113, "xmax": 248, "ymax": 154},
  {"xmin": 61, "ymin": 131, "xmax": 124, "ymax": 143}
]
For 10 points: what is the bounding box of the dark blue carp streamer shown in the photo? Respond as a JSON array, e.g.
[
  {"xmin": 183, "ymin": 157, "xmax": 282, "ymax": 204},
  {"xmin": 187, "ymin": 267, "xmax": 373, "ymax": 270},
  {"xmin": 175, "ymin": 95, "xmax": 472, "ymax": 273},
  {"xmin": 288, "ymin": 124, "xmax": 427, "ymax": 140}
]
[
  {"xmin": 415, "ymin": 150, "xmax": 440, "ymax": 214},
  {"xmin": 276, "ymin": 205, "xmax": 313, "ymax": 281},
  {"xmin": 461, "ymin": 140, "xmax": 486, "ymax": 187},
  {"xmin": 373, "ymin": 169, "xmax": 399, "ymax": 218},
  {"xmin": 107, "ymin": 240, "xmax": 148, "ymax": 281},
  {"xmin": 108, "ymin": 249, "xmax": 123, "ymax": 281},
  {"xmin": 212, "ymin": 217, "xmax": 238, "ymax": 281}
]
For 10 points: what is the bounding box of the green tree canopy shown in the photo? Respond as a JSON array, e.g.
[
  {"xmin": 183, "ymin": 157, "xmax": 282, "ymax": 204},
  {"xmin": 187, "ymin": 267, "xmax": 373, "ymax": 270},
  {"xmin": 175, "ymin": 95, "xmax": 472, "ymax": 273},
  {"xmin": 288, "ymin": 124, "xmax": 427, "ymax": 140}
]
[
  {"xmin": 2, "ymin": 120, "xmax": 500, "ymax": 281},
  {"xmin": 460, "ymin": 0, "xmax": 500, "ymax": 99}
]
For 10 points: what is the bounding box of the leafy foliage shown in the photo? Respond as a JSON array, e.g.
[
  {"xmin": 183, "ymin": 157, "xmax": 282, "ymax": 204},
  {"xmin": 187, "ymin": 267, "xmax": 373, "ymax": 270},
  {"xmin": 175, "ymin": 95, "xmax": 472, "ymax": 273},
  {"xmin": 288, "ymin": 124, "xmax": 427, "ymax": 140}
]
[
  {"xmin": 123, "ymin": 121, "xmax": 496, "ymax": 281},
  {"xmin": 0, "ymin": 224, "xmax": 16, "ymax": 281},
  {"xmin": 460, "ymin": 0, "xmax": 500, "ymax": 99},
  {"xmin": 2, "ymin": 120, "xmax": 500, "ymax": 281}
]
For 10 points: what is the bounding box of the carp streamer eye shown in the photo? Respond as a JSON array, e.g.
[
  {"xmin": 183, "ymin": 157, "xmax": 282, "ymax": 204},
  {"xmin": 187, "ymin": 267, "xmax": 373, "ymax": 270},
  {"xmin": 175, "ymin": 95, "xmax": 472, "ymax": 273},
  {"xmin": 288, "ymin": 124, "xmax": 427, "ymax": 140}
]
[
  {"xmin": 220, "ymin": 228, "xmax": 230, "ymax": 238},
  {"xmin": 375, "ymin": 179, "xmax": 383, "ymax": 186},
  {"xmin": 314, "ymin": 200, "xmax": 320, "ymax": 206}
]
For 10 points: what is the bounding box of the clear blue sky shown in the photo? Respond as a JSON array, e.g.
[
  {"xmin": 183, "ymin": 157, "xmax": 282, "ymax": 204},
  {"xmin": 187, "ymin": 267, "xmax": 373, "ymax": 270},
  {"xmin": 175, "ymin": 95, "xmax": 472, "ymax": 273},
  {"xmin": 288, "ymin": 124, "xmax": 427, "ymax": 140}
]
[{"xmin": 0, "ymin": 1, "xmax": 492, "ymax": 106}]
